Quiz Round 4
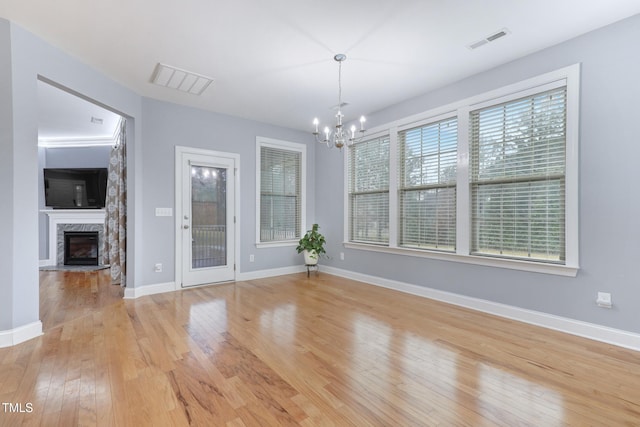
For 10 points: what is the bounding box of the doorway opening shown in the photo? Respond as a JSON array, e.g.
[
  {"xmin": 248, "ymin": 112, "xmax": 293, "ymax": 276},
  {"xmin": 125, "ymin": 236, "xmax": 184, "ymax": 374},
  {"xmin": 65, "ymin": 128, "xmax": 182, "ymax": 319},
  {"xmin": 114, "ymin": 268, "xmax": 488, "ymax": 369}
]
[{"xmin": 37, "ymin": 78, "xmax": 128, "ymax": 330}]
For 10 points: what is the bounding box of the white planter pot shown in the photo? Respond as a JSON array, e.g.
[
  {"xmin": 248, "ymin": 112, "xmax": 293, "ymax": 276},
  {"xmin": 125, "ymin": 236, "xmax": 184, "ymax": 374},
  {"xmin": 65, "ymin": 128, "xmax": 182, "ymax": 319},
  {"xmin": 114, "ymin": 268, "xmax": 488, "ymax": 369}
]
[{"xmin": 303, "ymin": 249, "xmax": 318, "ymax": 265}]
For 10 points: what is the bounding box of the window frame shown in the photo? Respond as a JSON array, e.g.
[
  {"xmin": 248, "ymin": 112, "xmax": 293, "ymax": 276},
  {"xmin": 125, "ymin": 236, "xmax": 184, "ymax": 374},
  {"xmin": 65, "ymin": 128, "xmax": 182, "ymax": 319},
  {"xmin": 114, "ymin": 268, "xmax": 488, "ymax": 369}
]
[
  {"xmin": 398, "ymin": 116, "xmax": 458, "ymax": 252},
  {"xmin": 343, "ymin": 64, "xmax": 580, "ymax": 276},
  {"xmin": 256, "ymin": 137, "xmax": 306, "ymax": 248},
  {"xmin": 469, "ymin": 85, "xmax": 568, "ymax": 263},
  {"xmin": 347, "ymin": 133, "xmax": 391, "ymax": 246}
]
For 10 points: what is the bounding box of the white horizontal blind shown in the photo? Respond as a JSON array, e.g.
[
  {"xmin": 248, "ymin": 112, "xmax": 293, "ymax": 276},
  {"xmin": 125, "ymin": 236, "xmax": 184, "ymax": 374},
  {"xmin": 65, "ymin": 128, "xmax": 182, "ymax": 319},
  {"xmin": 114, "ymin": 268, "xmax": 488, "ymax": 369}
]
[
  {"xmin": 399, "ymin": 117, "xmax": 457, "ymax": 251},
  {"xmin": 470, "ymin": 87, "xmax": 566, "ymax": 262},
  {"xmin": 260, "ymin": 146, "xmax": 301, "ymax": 242},
  {"xmin": 348, "ymin": 136, "xmax": 390, "ymax": 244}
]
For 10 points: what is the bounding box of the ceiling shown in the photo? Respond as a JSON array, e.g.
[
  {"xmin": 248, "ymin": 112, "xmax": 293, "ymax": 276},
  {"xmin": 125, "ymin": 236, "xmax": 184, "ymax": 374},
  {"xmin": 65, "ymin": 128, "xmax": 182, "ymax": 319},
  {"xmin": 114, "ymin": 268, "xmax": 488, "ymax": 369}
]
[
  {"xmin": 2, "ymin": 1, "xmax": 640, "ymax": 138},
  {"xmin": 37, "ymin": 80, "xmax": 121, "ymax": 144}
]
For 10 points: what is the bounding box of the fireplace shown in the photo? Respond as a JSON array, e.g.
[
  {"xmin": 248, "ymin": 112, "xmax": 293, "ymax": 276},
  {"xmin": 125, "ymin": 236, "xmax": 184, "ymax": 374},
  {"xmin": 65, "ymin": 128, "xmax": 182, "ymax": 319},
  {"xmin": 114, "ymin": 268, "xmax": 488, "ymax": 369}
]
[
  {"xmin": 42, "ymin": 210, "xmax": 105, "ymax": 267},
  {"xmin": 64, "ymin": 231, "xmax": 99, "ymax": 265}
]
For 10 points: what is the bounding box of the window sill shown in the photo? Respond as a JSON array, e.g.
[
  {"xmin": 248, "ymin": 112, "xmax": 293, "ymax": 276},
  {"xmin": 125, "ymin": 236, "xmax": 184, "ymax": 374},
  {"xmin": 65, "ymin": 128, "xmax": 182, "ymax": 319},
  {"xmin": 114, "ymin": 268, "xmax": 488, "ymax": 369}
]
[
  {"xmin": 343, "ymin": 242, "xmax": 578, "ymax": 277},
  {"xmin": 256, "ymin": 241, "xmax": 298, "ymax": 249}
]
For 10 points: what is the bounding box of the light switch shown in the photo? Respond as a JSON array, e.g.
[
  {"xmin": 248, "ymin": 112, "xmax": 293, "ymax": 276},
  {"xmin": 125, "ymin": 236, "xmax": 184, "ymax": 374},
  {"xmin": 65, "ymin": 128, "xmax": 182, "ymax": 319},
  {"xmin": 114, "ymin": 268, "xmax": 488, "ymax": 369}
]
[{"xmin": 155, "ymin": 207, "xmax": 173, "ymax": 217}]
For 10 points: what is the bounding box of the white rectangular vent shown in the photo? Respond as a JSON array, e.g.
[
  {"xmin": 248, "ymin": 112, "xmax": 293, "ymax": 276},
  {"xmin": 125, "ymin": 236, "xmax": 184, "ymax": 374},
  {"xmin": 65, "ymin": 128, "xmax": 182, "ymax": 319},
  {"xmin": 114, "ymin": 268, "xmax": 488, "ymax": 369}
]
[
  {"xmin": 151, "ymin": 63, "xmax": 213, "ymax": 95},
  {"xmin": 468, "ymin": 28, "xmax": 510, "ymax": 50}
]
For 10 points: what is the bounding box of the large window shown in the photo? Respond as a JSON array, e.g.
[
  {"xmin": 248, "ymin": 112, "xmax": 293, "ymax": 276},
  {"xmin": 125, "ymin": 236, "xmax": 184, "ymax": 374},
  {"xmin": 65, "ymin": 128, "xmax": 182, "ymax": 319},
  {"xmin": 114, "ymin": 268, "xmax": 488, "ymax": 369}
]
[
  {"xmin": 257, "ymin": 138, "xmax": 306, "ymax": 245},
  {"xmin": 348, "ymin": 135, "xmax": 390, "ymax": 244},
  {"xmin": 399, "ymin": 117, "xmax": 457, "ymax": 251},
  {"xmin": 470, "ymin": 88, "xmax": 566, "ymax": 263},
  {"xmin": 344, "ymin": 65, "xmax": 579, "ymax": 275}
]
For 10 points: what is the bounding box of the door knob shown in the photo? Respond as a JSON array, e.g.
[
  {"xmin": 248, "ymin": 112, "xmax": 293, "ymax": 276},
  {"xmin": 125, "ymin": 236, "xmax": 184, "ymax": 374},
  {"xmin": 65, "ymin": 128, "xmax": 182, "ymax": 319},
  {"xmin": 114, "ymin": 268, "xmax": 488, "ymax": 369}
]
[{"xmin": 183, "ymin": 225, "xmax": 190, "ymax": 229}]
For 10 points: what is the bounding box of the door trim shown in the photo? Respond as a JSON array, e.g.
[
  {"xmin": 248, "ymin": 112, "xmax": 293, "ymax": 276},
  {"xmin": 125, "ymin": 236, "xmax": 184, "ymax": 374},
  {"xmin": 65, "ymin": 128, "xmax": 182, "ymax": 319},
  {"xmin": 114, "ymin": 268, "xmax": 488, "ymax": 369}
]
[{"xmin": 174, "ymin": 146, "xmax": 240, "ymax": 290}]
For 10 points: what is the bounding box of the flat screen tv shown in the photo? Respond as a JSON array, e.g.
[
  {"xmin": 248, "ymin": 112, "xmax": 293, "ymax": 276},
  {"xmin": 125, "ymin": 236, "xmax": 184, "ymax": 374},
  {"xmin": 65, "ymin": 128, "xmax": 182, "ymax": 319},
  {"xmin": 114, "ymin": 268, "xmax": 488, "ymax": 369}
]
[{"xmin": 44, "ymin": 168, "xmax": 108, "ymax": 209}]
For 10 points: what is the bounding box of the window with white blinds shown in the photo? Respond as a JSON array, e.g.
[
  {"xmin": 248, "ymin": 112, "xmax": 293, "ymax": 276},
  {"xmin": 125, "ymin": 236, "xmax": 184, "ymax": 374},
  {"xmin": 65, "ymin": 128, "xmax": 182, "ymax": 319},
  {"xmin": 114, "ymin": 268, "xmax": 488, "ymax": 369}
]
[
  {"xmin": 348, "ymin": 135, "xmax": 390, "ymax": 244},
  {"xmin": 258, "ymin": 141, "xmax": 304, "ymax": 243},
  {"xmin": 470, "ymin": 87, "xmax": 567, "ymax": 263},
  {"xmin": 342, "ymin": 65, "xmax": 578, "ymax": 275},
  {"xmin": 399, "ymin": 117, "xmax": 457, "ymax": 251}
]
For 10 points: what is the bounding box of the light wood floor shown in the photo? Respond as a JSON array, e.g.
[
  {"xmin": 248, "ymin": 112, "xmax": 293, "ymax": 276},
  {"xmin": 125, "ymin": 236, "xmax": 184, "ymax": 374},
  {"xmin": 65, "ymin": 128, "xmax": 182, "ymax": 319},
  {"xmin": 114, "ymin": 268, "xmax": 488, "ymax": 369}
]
[{"xmin": 1, "ymin": 271, "xmax": 639, "ymax": 426}]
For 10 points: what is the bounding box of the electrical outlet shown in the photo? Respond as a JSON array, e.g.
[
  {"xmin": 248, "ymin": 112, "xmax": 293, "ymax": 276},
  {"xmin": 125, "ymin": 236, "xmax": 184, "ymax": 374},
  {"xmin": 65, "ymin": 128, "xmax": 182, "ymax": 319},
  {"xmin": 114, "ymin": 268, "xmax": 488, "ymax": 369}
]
[
  {"xmin": 154, "ymin": 263, "xmax": 163, "ymax": 273},
  {"xmin": 249, "ymin": 254, "xmax": 255, "ymax": 262},
  {"xmin": 596, "ymin": 292, "xmax": 612, "ymax": 308},
  {"xmin": 340, "ymin": 252, "xmax": 345, "ymax": 261}
]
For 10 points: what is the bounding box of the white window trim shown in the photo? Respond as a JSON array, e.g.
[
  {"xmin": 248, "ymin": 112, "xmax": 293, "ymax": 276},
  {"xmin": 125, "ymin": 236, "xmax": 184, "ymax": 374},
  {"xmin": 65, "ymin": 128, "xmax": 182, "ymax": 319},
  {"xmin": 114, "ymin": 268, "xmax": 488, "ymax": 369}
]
[
  {"xmin": 343, "ymin": 64, "xmax": 580, "ymax": 277},
  {"xmin": 342, "ymin": 129, "xmax": 392, "ymax": 245},
  {"xmin": 256, "ymin": 137, "xmax": 307, "ymax": 248}
]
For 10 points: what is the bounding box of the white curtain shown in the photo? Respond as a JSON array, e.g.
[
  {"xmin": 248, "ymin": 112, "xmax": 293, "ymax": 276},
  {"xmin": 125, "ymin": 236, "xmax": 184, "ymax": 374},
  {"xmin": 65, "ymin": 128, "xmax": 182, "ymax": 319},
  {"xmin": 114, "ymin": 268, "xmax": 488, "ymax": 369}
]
[{"xmin": 104, "ymin": 119, "xmax": 127, "ymax": 286}]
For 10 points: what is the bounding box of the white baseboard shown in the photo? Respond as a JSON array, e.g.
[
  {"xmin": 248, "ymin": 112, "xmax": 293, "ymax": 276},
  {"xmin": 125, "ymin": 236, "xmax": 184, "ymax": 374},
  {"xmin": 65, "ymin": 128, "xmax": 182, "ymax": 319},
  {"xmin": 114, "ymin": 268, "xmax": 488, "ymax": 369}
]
[
  {"xmin": 236, "ymin": 265, "xmax": 306, "ymax": 281},
  {"xmin": 124, "ymin": 266, "xmax": 307, "ymax": 300},
  {"xmin": 123, "ymin": 282, "xmax": 177, "ymax": 299},
  {"xmin": 0, "ymin": 321, "xmax": 43, "ymax": 348},
  {"xmin": 123, "ymin": 266, "xmax": 307, "ymax": 300},
  {"xmin": 322, "ymin": 266, "xmax": 640, "ymax": 352},
  {"xmin": 39, "ymin": 259, "xmax": 54, "ymax": 267}
]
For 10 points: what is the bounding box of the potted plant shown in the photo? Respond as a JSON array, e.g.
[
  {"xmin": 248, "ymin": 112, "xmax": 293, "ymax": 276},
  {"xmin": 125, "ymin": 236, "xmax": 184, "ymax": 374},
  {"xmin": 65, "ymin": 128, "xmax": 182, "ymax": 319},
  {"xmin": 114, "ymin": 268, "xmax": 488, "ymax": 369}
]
[{"xmin": 296, "ymin": 223, "xmax": 326, "ymax": 265}]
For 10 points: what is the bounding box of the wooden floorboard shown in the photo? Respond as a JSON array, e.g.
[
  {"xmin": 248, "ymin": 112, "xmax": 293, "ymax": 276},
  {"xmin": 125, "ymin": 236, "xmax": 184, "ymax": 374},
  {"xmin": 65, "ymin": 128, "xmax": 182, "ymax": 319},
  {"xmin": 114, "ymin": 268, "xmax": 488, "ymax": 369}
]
[{"xmin": 1, "ymin": 270, "xmax": 639, "ymax": 426}]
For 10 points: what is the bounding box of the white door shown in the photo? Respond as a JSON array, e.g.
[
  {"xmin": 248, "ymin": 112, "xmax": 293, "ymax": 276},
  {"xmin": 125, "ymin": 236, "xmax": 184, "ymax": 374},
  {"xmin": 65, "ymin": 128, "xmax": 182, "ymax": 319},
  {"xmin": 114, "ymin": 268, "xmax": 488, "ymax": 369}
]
[{"xmin": 177, "ymin": 150, "xmax": 236, "ymax": 287}]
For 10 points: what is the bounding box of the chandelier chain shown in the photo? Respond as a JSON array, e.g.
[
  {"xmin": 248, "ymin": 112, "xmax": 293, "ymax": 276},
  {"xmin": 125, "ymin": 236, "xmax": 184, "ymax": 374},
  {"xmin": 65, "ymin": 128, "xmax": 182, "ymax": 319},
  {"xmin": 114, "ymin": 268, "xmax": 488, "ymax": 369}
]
[{"xmin": 338, "ymin": 60, "xmax": 342, "ymax": 111}]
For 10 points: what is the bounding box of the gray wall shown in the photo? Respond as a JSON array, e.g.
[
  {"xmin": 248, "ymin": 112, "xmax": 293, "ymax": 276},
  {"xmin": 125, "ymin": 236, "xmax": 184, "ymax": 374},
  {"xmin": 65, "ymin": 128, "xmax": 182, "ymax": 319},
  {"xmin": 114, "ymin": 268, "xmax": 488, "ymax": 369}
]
[
  {"xmin": 140, "ymin": 98, "xmax": 314, "ymax": 286},
  {"xmin": 6, "ymin": 21, "xmax": 40, "ymax": 330},
  {"xmin": 0, "ymin": 19, "xmax": 15, "ymax": 330},
  {"xmin": 44, "ymin": 146, "xmax": 111, "ymax": 168},
  {"xmin": 316, "ymin": 14, "xmax": 640, "ymax": 333}
]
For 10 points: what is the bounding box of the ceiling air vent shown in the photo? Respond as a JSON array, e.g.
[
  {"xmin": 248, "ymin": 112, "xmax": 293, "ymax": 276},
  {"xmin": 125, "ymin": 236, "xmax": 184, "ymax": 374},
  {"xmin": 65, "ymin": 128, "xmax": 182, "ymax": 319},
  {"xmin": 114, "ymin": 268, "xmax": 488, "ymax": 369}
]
[
  {"xmin": 468, "ymin": 28, "xmax": 510, "ymax": 50},
  {"xmin": 151, "ymin": 63, "xmax": 214, "ymax": 96}
]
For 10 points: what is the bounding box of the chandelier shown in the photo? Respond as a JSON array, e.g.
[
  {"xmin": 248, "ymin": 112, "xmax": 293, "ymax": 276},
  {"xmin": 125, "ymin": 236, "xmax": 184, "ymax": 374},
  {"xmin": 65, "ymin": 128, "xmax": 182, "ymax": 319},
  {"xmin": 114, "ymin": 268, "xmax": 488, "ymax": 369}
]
[{"xmin": 313, "ymin": 54, "xmax": 366, "ymax": 149}]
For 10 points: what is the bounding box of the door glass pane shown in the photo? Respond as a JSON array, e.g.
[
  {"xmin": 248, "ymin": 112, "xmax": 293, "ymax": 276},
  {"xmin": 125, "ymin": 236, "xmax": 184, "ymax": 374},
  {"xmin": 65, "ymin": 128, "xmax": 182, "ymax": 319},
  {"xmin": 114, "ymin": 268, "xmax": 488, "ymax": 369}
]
[{"xmin": 191, "ymin": 165, "xmax": 226, "ymax": 268}]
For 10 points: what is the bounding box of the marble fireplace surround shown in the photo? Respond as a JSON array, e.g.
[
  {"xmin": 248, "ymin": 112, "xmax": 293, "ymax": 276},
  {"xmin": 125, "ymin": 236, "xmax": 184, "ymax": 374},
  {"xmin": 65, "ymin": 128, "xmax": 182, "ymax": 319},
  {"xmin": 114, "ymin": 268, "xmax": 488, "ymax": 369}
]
[{"xmin": 41, "ymin": 209, "xmax": 106, "ymax": 267}]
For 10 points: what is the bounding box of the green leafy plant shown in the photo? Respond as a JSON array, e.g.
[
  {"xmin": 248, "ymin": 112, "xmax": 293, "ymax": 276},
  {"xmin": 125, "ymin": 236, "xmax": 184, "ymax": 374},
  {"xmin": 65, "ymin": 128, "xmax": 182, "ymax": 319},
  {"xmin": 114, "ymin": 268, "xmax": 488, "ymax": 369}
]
[{"xmin": 296, "ymin": 224, "xmax": 326, "ymax": 258}]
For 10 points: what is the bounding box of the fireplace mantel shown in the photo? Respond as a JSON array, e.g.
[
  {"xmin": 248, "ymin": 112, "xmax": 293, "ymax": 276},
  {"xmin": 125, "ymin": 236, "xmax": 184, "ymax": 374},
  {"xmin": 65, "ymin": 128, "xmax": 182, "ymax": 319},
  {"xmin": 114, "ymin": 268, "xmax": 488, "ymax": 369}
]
[{"xmin": 41, "ymin": 209, "xmax": 106, "ymax": 267}]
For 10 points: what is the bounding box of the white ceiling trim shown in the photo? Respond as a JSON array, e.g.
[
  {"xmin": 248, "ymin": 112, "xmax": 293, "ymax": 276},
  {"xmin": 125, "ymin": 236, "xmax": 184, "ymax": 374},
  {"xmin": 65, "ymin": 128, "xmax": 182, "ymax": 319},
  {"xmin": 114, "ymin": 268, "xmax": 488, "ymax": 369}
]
[{"xmin": 37, "ymin": 136, "xmax": 116, "ymax": 148}]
